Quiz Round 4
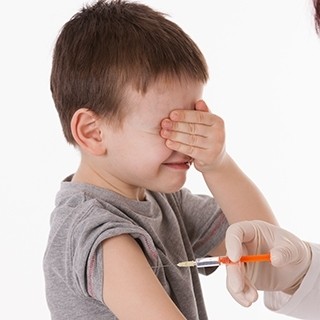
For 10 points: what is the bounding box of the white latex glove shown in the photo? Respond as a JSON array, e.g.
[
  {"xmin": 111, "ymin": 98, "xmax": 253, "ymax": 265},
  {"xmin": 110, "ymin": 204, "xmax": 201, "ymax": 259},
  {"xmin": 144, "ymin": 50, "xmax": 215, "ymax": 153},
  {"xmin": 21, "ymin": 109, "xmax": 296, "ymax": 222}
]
[{"xmin": 225, "ymin": 220, "xmax": 312, "ymax": 307}]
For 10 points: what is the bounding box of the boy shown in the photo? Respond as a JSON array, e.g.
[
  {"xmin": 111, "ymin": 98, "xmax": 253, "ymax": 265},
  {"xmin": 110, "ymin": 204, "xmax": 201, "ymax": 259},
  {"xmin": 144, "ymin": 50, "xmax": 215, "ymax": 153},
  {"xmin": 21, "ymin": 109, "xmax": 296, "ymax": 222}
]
[{"xmin": 43, "ymin": 0, "xmax": 277, "ymax": 319}]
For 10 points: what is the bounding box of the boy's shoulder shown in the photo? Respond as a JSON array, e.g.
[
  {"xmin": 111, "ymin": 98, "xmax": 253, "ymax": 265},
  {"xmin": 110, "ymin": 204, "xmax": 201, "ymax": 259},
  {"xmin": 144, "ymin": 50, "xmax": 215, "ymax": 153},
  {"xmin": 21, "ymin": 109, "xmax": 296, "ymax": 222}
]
[{"xmin": 51, "ymin": 178, "xmax": 178, "ymax": 224}]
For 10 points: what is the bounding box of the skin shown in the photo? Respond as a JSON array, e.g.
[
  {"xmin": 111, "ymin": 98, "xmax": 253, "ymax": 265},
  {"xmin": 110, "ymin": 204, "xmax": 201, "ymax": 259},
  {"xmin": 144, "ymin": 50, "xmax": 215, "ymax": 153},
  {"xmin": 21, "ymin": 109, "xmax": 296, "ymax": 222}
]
[
  {"xmin": 70, "ymin": 77, "xmax": 277, "ymax": 318},
  {"xmin": 72, "ymin": 79, "xmax": 202, "ymax": 200}
]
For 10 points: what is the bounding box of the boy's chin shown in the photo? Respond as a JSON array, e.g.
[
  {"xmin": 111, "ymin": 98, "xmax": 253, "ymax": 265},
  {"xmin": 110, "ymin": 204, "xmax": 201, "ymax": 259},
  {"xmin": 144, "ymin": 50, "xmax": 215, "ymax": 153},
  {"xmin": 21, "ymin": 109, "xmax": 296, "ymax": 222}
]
[{"xmin": 153, "ymin": 181, "xmax": 186, "ymax": 194}]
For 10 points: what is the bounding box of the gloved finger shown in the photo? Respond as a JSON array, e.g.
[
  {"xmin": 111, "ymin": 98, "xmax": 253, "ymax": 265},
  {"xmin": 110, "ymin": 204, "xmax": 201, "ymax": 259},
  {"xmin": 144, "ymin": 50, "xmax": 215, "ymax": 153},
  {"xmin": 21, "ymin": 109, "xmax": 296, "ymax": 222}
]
[
  {"xmin": 270, "ymin": 246, "xmax": 294, "ymax": 267},
  {"xmin": 225, "ymin": 221, "xmax": 256, "ymax": 261},
  {"xmin": 226, "ymin": 264, "xmax": 244, "ymax": 293},
  {"xmin": 226, "ymin": 264, "xmax": 258, "ymax": 307},
  {"xmin": 270, "ymin": 241, "xmax": 309, "ymax": 268}
]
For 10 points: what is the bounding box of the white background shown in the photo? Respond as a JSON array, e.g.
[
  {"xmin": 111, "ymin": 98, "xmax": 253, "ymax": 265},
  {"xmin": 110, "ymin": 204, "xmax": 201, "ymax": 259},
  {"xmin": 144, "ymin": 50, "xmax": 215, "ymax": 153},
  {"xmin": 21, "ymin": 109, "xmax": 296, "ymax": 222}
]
[{"xmin": 1, "ymin": 0, "xmax": 320, "ymax": 319}]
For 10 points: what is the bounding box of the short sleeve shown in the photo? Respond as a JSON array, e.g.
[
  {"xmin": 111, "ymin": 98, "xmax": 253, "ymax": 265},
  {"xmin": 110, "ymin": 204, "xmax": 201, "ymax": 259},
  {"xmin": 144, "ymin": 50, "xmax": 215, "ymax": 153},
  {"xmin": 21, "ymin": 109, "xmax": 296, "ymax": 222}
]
[
  {"xmin": 178, "ymin": 188, "xmax": 229, "ymax": 258},
  {"xmin": 71, "ymin": 201, "xmax": 159, "ymax": 303}
]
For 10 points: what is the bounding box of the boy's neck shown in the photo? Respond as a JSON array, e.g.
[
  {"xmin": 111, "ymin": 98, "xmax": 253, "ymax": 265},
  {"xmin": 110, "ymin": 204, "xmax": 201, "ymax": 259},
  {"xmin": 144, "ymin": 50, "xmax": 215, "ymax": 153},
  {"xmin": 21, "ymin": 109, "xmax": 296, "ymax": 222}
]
[{"xmin": 71, "ymin": 163, "xmax": 146, "ymax": 201}]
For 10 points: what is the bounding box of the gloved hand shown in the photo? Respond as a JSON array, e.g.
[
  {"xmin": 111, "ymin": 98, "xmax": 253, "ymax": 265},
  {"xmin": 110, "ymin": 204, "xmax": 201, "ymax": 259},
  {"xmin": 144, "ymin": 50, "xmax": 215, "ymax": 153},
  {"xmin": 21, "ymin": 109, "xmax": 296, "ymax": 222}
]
[{"xmin": 225, "ymin": 220, "xmax": 312, "ymax": 307}]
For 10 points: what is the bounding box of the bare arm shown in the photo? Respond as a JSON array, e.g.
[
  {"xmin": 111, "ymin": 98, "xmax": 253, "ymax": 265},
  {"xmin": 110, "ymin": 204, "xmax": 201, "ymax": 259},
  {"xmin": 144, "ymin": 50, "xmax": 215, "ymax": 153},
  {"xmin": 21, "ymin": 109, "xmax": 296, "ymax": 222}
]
[
  {"xmin": 102, "ymin": 234, "xmax": 186, "ymax": 320},
  {"xmin": 203, "ymin": 154, "xmax": 277, "ymax": 257},
  {"xmin": 202, "ymin": 152, "xmax": 277, "ymax": 225}
]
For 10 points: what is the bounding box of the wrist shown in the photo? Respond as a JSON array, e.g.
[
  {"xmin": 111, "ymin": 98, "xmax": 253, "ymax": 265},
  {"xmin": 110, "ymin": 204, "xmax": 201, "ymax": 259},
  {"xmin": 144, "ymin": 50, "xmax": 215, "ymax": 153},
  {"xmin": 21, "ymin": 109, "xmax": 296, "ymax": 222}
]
[{"xmin": 199, "ymin": 151, "xmax": 230, "ymax": 176}]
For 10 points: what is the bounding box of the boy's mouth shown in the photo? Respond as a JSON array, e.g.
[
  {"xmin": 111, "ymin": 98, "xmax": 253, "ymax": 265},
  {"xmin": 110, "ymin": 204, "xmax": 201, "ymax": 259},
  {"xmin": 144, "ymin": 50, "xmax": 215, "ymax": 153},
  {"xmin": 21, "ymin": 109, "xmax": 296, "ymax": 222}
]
[{"xmin": 163, "ymin": 159, "xmax": 193, "ymax": 170}]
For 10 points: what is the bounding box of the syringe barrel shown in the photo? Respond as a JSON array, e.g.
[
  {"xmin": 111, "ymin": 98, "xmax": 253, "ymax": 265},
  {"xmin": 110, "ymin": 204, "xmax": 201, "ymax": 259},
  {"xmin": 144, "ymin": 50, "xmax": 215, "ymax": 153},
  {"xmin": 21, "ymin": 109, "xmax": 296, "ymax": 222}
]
[{"xmin": 195, "ymin": 257, "xmax": 220, "ymax": 268}]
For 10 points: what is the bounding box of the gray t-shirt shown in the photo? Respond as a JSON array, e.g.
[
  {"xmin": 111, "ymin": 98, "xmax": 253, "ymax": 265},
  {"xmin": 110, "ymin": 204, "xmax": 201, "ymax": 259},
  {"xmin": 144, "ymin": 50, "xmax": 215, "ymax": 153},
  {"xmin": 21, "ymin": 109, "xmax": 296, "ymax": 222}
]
[{"xmin": 43, "ymin": 176, "xmax": 228, "ymax": 319}]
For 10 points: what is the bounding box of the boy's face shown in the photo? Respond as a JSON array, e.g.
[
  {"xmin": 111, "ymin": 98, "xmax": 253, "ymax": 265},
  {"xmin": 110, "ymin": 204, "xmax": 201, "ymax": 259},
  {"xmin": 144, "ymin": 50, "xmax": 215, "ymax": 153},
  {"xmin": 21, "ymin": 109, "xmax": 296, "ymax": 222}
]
[{"xmin": 100, "ymin": 78, "xmax": 204, "ymax": 200}]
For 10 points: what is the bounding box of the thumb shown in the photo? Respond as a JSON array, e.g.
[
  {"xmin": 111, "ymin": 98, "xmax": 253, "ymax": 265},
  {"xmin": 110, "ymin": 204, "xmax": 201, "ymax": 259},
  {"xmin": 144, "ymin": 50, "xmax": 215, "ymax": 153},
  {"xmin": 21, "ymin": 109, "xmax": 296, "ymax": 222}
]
[
  {"xmin": 269, "ymin": 229, "xmax": 311, "ymax": 268},
  {"xmin": 194, "ymin": 100, "xmax": 209, "ymax": 112},
  {"xmin": 270, "ymin": 245, "xmax": 301, "ymax": 268}
]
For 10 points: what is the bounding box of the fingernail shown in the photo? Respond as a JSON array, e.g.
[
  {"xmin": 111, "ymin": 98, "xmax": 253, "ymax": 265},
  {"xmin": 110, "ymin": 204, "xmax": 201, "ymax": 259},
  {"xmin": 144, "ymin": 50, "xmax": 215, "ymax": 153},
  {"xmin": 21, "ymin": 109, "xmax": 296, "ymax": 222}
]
[
  {"xmin": 160, "ymin": 129, "xmax": 170, "ymax": 138},
  {"xmin": 170, "ymin": 111, "xmax": 179, "ymax": 120},
  {"xmin": 161, "ymin": 119, "xmax": 172, "ymax": 129}
]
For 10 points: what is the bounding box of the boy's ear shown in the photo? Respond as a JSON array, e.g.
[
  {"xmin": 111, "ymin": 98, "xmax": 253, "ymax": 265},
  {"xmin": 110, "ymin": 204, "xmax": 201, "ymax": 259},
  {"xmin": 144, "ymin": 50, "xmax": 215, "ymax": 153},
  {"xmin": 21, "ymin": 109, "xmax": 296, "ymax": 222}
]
[{"xmin": 71, "ymin": 108, "xmax": 106, "ymax": 155}]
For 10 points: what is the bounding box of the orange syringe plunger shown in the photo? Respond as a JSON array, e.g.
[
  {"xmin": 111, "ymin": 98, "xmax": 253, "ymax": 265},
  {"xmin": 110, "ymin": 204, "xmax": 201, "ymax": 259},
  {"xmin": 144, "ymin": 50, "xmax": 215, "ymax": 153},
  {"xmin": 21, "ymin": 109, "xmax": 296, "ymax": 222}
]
[{"xmin": 219, "ymin": 253, "xmax": 271, "ymax": 264}]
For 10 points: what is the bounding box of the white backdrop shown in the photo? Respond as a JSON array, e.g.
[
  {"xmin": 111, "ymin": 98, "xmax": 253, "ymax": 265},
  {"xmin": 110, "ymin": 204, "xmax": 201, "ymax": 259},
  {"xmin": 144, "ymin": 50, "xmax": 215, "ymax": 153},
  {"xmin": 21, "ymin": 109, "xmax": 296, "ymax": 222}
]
[{"xmin": 1, "ymin": 0, "xmax": 320, "ymax": 319}]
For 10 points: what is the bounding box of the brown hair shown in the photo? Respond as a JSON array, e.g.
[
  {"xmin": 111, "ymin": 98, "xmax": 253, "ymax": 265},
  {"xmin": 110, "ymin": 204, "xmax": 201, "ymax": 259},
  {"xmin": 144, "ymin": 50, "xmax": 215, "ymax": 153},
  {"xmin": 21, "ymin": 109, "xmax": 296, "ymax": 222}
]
[{"xmin": 50, "ymin": 0, "xmax": 208, "ymax": 145}]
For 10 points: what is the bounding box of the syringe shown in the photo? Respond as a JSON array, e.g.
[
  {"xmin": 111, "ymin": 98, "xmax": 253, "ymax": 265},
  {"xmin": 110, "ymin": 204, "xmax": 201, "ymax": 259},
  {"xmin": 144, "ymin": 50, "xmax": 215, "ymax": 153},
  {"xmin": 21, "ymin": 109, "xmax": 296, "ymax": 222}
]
[{"xmin": 177, "ymin": 253, "xmax": 271, "ymax": 268}]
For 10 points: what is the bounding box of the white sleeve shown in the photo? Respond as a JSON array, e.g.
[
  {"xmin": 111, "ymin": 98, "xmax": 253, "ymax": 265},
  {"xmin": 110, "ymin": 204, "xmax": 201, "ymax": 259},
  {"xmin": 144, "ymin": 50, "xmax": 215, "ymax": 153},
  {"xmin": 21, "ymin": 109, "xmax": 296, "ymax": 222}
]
[{"xmin": 264, "ymin": 243, "xmax": 320, "ymax": 320}]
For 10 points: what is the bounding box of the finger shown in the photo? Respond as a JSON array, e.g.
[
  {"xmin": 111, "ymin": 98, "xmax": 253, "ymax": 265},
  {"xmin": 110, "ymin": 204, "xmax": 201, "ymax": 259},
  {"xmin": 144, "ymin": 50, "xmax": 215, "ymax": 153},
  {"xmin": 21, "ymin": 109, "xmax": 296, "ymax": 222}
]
[
  {"xmin": 161, "ymin": 118, "xmax": 209, "ymax": 138},
  {"xmin": 169, "ymin": 109, "xmax": 217, "ymax": 126},
  {"xmin": 270, "ymin": 245, "xmax": 302, "ymax": 268},
  {"xmin": 226, "ymin": 264, "xmax": 258, "ymax": 307},
  {"xmin": 268, "ymin": 226, "xmax": 310, "ymax": 267},
  {"xmin": 165, "ymin": 139, "xmax": 203, "ymax": 159},
  {"xmin": 228, "ymin": 287, "xmax": 258, "ymax": 308},
  {"xmin": 225, "ymin": 222, "xmax": 256, "ymax": 261},
  {"xmin": 161, "ymin": 129, "xmax": 209, "ymax": 150},
  {"xmin": 226, "ymin": 264, "xmax": 244, "ymax": 293},
  {"xmin": 195, "ymin": 100, "xmax": 210, "ymax": 112}
]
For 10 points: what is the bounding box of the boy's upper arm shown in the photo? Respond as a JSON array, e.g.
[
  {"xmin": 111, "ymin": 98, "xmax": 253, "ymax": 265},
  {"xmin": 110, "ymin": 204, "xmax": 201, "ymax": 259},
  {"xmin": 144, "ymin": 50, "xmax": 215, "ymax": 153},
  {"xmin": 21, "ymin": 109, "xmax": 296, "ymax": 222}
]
[
  {"xmin": 207, "ymin": 238, "xmax": 226, "ymax": 257},
  {"xmin": 102, "ymin": 234, "xmax": 186, "ymax": 320}
]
